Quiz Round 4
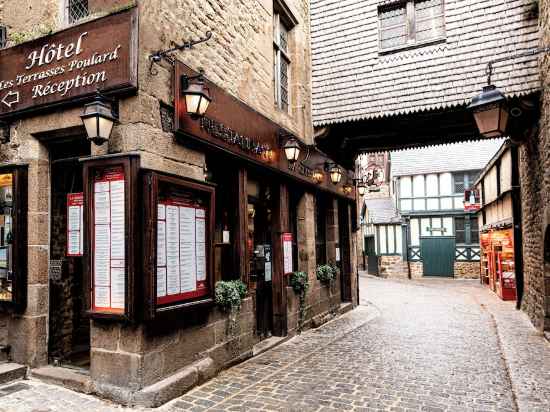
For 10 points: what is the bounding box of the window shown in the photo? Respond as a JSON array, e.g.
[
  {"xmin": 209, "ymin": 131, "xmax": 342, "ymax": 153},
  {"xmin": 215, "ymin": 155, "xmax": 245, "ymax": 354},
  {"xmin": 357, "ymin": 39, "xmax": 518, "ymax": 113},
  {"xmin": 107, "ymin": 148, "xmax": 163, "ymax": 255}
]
[
  {"xmin": 471, "ymin": 217, "xmax": 479, "ymax": 244},
  {"xmin": 455, "ymin": 217, "xmax": 465, "ymax": 244},
  {"xmin": 273, "ymin": 1, "xmax": 296, "ymax": 112},
  {"xmin": 0, "ymin": 26, "xmax": 7, "ymax": 49},
  {"xmin": 65, "ymin": 0, "xmax": 89, "ymax": 24},
  {"xmin": 453, "ymin": 171, "xmax": 479, "ymax": 194},
  {"xmin": 379, "ymin": 0, "xmax": 445, "ymax": 51}
]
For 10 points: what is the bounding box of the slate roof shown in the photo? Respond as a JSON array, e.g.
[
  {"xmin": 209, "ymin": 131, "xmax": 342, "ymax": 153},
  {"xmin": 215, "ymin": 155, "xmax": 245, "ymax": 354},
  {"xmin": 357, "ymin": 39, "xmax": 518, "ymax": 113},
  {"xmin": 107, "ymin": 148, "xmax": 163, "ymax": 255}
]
[
  {"xmin": 390, "ymin": 138, "xmax": 505, "ymax": 177},
  {"xmin": 365, "ymin": 198, "xmax": 402, "ymax": 224},
  {"xmin": 310, "ymin": 0, "xmax": 540, "ymax": 126}
]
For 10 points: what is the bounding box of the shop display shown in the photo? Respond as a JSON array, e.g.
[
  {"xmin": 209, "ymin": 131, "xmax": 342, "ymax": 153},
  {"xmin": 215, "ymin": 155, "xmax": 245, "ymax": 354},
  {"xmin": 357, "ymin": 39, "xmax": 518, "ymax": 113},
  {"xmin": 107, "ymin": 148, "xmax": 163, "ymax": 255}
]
[{"xmin": 282, "ymin": 233, "xmax": 293, "ymax": 275}]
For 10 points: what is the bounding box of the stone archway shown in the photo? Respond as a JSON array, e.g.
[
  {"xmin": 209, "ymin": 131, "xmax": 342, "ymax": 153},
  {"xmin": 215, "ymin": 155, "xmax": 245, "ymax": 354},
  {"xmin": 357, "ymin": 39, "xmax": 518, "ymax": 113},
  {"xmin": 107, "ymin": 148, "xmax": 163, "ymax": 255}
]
[{"xmin": 544, "ymin": 225, "xmax": 550, "ymax": 331}]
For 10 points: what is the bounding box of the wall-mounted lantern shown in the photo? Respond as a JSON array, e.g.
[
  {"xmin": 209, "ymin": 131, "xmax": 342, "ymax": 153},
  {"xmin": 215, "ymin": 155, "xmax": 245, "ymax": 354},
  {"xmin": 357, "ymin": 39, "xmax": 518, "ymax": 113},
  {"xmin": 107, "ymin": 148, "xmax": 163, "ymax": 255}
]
[
  {"xmin": 283, "ymin": 138, "xmax": 301, "ymax": 164},
  {"xmin": 328, "ymin": 164, "xmax": 343, "ymax": 185},
  {"xmin": 312, "ymin": 169, "xmax": 324, "ymax": 184},
  {"xmin": 468, "ymin": 84, "xmax": 509, "ymax": 138},
  {"xmin": 181, "ymin": 70, "xmax": 211, "ymax": 118},
  {"xmin": 343, "ymin": 184, "xmax": 353, "ymax": 195},
  {"xmin": 357, "ymin": 181, "xmax": 367, "ymax": 196},
  {"xmin": 80, "ymin": 92, "xmax": 118, "ymax": 145}
]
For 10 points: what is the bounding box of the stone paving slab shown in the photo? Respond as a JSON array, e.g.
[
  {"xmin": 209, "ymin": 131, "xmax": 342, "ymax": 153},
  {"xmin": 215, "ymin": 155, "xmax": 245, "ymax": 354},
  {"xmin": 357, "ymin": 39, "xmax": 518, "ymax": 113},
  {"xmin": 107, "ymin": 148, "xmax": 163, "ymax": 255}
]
[{"xmin": 0, "ymin": 276, "xmax": 548, "ymax": 411}]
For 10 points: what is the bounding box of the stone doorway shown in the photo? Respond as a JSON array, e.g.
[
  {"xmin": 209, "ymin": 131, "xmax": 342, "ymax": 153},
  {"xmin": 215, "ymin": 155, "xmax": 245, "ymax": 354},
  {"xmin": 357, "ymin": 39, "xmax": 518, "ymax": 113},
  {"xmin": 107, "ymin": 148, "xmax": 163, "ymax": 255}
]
[{"xmin": 47, "ymin": 138, "xmax": 91, "ymax": 369}]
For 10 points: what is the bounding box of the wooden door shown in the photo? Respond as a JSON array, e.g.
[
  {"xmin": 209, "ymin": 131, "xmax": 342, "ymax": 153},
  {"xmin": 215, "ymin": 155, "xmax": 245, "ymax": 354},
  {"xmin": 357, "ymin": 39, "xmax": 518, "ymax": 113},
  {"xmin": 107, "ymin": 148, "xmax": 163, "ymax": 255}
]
[{"xmin": 420, "ymin": 237, "xmax": 455, "ymax": 277}]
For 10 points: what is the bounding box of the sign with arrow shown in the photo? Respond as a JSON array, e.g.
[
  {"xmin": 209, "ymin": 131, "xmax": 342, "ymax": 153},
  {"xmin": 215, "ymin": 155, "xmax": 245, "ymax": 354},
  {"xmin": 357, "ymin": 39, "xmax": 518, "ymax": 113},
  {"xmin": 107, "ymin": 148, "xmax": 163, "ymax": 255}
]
[
  {"xmin": 0, "ymin": 8, "xmax": 138, "ymax": 119},
  {"xmin": 1, "ymin": 91, "xmax": 19, "ymax": 108}
]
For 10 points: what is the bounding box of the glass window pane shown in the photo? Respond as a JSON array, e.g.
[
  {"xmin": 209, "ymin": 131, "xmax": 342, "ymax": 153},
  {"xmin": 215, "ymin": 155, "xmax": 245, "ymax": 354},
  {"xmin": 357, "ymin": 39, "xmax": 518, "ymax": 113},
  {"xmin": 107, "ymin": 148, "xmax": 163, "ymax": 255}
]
[
  {"xmin": 68, "ymin": 0, "xmax": 89, "ymax": 24},
  {"xmin": 0, "ymin": 173, "xmax": 13, "ymax": 302},
  {"xmin": 395, "ymin": 226, "xmax": 403, "ymax": 254},
  {"xmin": 400, "ymin": 177, "xmax": 412, "ymax": 198},
  {"xmin": 280, "ymin": 57, "xmax": 289, "ymax": 111},
  {"xmin": 379, "ymin": 5, "xmax": 406, "ymax": 28},
  {"xmin": 413, "ymin": 175, "xmax": 425, "ymax": 197},
  {"xmin": 279, "ymin": 22, "xmax": 289, "ymax": 53},
  {"xmin": 410, "ymin": 219, "xmax": 420, "ymax": 246}
]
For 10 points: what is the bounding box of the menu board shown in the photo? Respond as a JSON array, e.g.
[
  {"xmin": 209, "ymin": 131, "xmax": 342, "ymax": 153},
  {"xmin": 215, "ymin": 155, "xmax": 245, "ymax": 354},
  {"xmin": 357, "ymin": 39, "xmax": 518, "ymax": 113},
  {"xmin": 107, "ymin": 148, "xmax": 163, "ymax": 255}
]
[
  {"xmin": 92, "ymin": 167, "xmax": 125, "ymax": 313},
  {"xmin": 67, "ymin": 193, "xmax": 84, "ymax": 257},
  {"xmin": 156, "ymin": 198, "xmax": 208, "ymax": 305},
  {"xmin": 282, "ymin": 232, "xmax": 293, "ymax": 275}
]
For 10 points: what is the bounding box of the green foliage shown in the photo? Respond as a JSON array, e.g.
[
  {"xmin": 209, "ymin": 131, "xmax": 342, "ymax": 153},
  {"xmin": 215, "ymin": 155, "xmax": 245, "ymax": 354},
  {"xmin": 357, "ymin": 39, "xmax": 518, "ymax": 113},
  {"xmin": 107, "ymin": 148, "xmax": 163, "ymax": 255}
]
[
  {"xmin": 215, "ymin": 280, "xmax": 247, "ymax": 311},
  {"xmin": 290, "ymin": 272, "xmax": 309, "ymax": 333},
  {"xmin": 289, "ymin": 271, "xmax": 309, "ymax": 295},
  {"xmin": 316, "ymin": 264, "xmax": 337, "ymax": 284}
]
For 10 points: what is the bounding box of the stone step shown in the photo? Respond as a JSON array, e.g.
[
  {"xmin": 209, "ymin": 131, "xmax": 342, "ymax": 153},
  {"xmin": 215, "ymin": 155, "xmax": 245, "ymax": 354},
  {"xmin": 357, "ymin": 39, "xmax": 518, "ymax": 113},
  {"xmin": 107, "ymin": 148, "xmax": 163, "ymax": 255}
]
[
  {"xmin": 0, "ymin": 363, "xmax": 27, "ymax": 385},
  {"xmin": 31, "ymin": 365, "xmax": 93, "ymax": 394},
  {"xmin": 0, "ymin": 345, "xmax": 10, "ymax": 362}
]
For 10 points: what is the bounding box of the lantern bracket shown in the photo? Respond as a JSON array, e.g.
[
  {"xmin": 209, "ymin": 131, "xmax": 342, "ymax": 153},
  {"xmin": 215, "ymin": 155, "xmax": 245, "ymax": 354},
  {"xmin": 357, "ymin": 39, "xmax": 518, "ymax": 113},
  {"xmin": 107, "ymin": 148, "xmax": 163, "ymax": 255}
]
[
  {"xmin": 180, "ymin": 71, "xmax": 206, "ymax": 94},
  {"xmin": 149, "ymin": 31, "xmax": 213, "ymax": 75},
  {"xmin": 485, "ymin": 46, "xmax": 550, "ymax": 85}
]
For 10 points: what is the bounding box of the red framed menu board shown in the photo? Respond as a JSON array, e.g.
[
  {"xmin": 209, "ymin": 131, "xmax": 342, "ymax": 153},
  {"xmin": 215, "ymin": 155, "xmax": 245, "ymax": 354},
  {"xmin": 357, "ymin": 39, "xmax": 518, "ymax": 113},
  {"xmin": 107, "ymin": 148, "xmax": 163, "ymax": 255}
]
[
  {"xmin": 156, "ymin": 199, "xmax": 208, "ymax": 304},
  {"xmin": 143, "ymin": 171, "xmax": 215, "ymax": 319},
  {"xmin": 92, "ymin": 167, "xmax": 126, "ymax": 313},
  {"xmin": 83, "ymin": 154, "xmax": 140, "ymax": 320}
]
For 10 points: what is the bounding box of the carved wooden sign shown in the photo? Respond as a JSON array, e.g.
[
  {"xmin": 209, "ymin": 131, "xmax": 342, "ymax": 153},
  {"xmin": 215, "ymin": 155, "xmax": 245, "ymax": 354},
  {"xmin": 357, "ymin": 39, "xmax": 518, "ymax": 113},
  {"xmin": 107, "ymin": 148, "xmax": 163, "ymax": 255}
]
[
  {"xmin": 0, "ymin": 8, "xmax": 138, "ymax": 119},
  {"xmin": 174, "ymin": 62, "xmax": 355, "ymax": 200}
]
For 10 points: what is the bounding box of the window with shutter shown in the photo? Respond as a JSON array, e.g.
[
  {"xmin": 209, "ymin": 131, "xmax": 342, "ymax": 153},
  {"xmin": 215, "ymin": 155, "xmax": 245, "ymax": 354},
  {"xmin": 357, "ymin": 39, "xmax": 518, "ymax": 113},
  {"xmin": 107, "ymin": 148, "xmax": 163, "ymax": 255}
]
[{"xmin": 379, "ymin": 0, "xmax": 446, "ymax": 52}]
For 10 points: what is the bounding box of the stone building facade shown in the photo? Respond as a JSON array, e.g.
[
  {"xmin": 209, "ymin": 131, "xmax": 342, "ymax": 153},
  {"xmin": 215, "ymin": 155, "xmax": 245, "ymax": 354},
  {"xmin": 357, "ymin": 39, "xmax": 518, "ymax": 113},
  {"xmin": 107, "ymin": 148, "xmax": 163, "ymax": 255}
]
[
  {"xmin": 521, "ymin": 0, "xmax": 550, "ymax": 332},
  {"xmin": 0, "ymin": 0, "xmax": 358, "ymax": 405}
]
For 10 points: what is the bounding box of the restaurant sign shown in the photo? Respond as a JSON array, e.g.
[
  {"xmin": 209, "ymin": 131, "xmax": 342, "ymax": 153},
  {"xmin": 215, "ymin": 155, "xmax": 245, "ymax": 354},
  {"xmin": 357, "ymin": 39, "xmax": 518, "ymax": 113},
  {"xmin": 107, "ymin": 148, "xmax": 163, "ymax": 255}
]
[{"xmin": 0, "ymin": 8, "xmax": 138, "ymax": 119}]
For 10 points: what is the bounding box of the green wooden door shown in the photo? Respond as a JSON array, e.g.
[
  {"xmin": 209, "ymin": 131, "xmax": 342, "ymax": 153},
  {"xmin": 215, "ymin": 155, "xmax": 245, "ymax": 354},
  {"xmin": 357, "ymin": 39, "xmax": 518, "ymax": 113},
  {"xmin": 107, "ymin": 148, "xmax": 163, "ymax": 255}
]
[{"xmin": 420, "ymin": 237, "xmax": 455, "ymax": 277}]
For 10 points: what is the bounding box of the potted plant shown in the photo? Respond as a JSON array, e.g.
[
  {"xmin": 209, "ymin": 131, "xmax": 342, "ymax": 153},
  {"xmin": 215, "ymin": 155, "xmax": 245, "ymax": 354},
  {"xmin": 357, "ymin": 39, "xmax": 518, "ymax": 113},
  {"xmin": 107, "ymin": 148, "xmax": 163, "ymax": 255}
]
[{"xmin": 289, "ymin": 271, "xmax": 309, "ymax": 333}]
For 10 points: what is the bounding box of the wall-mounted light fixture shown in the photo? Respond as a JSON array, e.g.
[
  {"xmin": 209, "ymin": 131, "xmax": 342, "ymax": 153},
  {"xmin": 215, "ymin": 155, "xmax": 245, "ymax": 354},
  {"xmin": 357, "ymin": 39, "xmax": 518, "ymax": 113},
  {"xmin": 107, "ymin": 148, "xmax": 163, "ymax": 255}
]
[
  {"xmin": 181, "ymin": 70, "xmax": 212, "ymax": 118},
  {"xmin": 283, "ymin": 138, "xmax": 301, "ymax": 164},
  {"xmin": 80, "ymin": 91, "xmax": 118, "ymax": 145},
  {"xmin": 327, "ymin": 163, "xmax": 343, "ymax": 185},
  {"xmin": 469, "ymin": 46, "xmax": 550, "ymax": 138},
  {"xmin": 312, "ymin": 169, "xmax": 324, "ymax": 184},
  {"xmin": 357, "ymin": 181, "xmax": 367, "ymax": 196},
  {"xmin": 343, "ymin": 184, "xmax": 353, "ymax": 195}
]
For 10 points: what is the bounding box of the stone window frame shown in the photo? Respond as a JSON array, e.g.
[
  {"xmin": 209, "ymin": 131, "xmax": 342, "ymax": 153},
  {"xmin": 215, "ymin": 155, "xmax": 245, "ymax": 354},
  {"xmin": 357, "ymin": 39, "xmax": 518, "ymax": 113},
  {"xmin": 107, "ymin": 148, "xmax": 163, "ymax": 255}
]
[
  {"xmin": 273, "ymin": 0, "xmax": 298, "ymax": 113},
  {"xmin": 378, "ymin": 0, "xmax": 446, "ymax": 54}
]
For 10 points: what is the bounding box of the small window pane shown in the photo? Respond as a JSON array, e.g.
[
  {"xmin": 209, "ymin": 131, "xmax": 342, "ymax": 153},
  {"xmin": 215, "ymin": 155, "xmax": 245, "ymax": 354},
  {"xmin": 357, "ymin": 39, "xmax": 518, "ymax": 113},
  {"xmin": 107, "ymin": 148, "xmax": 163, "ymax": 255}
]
[
  {"xmin": 379, "ymin": 4, "xmax": 407, "ymax": 49},
  {"xmin": 415, "ymin": 0, "xmax": 443, "ymax": 19},
  {"xmin": 410, "ymin": 219, "xmax": 420, "ymax": 246},
  {"xmin": 471, "ymin": 218, "xmax": 479, "ymax": 244},
  {"xmin": 379, "ymin": 5, "xmax": 406, "ymax": 28},
  {"xmin": 455, "ymin": 217, "xmax": 465, "ymax": 244},
  {"xmin": 279, "ymin": 22, "xmax": 289, "ymax": 53},
  {"xmin": 280, "ymin": 57, "xmax": 289, "ymax": 111},
  {"xmin": 68, "ymin": 0, "xmax": 89, "ymax": 24}
]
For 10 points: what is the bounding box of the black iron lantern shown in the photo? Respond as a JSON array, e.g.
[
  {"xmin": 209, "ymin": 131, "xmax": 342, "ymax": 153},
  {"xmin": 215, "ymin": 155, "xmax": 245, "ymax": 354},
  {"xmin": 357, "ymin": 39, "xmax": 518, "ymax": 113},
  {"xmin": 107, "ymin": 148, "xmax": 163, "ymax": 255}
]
[
  {"xmin": 329, "ymin": 165, "xmax": 343, "ymax": 185},
  {"xmin": 80, "ymin": 93, "xmax": 117, "ymax": 145},
  {"xmin": 284, "ymin": 138, "xmax": 301, "ymax": 164},
  {"xmin": 468, "ymin": 85, "xmax": 509, "ymax": 138},
  {"xmin": 182, "ymin": 71, "xmax": 212, "ymax": 117}
]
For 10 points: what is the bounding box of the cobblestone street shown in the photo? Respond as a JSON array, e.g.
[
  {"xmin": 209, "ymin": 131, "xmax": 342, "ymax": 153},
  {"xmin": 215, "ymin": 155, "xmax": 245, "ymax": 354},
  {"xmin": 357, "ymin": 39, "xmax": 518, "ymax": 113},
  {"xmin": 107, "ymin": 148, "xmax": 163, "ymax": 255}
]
[{"xmin": 0, "ymin": 275, "xmax": 548, "ymax": 411}]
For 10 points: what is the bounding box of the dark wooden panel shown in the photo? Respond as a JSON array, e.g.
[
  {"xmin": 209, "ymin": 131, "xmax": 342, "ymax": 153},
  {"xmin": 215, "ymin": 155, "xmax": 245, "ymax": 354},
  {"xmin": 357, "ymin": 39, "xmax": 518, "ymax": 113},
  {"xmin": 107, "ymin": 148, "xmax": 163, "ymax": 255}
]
[
  {"xmin": 271, "ymin": 183, "xmax": 289, "ymax": 337},
  {"xmin": 0, "ymin": 8, "xmax": 138, "ymax": 119}
]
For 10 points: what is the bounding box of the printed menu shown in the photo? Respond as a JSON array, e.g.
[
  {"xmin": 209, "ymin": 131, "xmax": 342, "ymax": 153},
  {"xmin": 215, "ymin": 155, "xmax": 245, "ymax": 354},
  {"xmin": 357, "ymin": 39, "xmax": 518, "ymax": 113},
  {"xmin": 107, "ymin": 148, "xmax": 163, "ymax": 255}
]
[
  {"xmin": 282, "ymin": 233, "xmax": 293, "ymax": 275},
  {"xmin": 156, "ymin": 198, "xmax": 208, "ymax": 305},
  {"xmin": 92, "ymin": 167, "xmax": 125, "ymax": 313},
  {"xmin": 67, "ymin": 193, "xmax": 84, "ymax": 257}
]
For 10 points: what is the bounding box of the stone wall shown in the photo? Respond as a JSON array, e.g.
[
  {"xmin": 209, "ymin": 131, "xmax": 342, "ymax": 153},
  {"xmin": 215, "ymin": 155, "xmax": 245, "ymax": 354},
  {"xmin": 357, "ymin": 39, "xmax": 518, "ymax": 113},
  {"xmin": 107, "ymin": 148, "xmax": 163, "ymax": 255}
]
[
  {"xmin": 519, "ymin": 0, "xmax": 550, "ymax": 331},
  {"xmin": 378, "ymin": 255, "xmax": 408, "ymax": 279},
  {"xmin": 454, "ymin": 262, "xmax": 481, "ymax": 279},
  {"xmin": 410, "ymin": 262, "xmax": 423, "ymax": 279}
]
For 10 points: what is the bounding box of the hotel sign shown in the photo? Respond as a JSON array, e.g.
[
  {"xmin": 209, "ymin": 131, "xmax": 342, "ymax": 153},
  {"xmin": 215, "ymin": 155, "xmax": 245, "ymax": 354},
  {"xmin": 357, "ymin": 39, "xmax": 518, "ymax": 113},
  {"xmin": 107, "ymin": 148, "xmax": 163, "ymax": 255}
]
[{"xmin": 0, "ymin": 8, "xmax": 138, "ymax": 119}]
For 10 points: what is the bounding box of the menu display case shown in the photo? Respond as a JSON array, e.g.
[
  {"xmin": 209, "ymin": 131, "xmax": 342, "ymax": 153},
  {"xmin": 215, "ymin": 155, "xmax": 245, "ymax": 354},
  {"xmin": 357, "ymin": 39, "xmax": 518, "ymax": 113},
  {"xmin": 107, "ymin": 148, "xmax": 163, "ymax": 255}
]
[
  {"xmin": 142, "ymin": 171, "xmax": 215, "ymax": 320},
  {"xmin": 0, "ymin": 165, "xmax": 27, "ymax": 312},
  {"xmin": 83, "ymin": 155, "xmax": 140, "ymax": 321}
]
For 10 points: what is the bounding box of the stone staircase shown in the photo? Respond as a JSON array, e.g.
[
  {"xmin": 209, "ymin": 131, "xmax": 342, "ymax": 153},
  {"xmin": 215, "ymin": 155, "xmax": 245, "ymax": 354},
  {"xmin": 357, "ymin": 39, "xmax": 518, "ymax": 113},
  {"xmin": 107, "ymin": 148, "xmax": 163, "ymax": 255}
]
[{"xmin": 0, "ymin": 345, "xmax": 28, "ymax": 385}]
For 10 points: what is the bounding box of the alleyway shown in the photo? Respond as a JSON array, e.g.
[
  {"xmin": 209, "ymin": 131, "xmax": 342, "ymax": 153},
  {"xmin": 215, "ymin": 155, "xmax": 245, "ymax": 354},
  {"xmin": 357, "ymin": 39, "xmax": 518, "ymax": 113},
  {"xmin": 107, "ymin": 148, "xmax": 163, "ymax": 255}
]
[{"xmin": 0, "ymin": 276, "xmax": 548, "ymax": 412}]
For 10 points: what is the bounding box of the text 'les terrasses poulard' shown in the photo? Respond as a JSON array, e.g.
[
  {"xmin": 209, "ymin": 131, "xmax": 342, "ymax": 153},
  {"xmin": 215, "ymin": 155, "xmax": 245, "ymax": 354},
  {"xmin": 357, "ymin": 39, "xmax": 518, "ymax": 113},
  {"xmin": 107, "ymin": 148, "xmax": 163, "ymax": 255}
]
[{"xmin": 0, "ymin": 32, "xmax": 121, "ymax": 98}]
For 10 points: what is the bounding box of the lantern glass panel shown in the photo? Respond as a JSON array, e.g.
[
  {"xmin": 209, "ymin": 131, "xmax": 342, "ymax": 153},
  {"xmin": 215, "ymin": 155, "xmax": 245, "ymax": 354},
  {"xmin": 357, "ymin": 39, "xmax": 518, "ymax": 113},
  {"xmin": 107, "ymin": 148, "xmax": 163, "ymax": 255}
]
[
  {"xmin": 83, "ymin": 116, "xmax": 98, "ymax": 139},
  {"xmin": 198, "ymin": 96, "xmax": 210, "ymax": 116},
  {"xmin": 185, "ymin": 94, "xmax": 202, "ymax": 115},
  {"xmin": 284, "ymin": 146, "xmax": 299, "ymax": 162},
  {"xmin": 99, "ymin": 116, "xmax": 115, "ymax": 140},
  {"xmin": 330, "ymin": 168, "xmax": 342, "ymax": 184},
  {"xmin": 473, "ymin": 103, "xmax": 508, "ymax": 138}
]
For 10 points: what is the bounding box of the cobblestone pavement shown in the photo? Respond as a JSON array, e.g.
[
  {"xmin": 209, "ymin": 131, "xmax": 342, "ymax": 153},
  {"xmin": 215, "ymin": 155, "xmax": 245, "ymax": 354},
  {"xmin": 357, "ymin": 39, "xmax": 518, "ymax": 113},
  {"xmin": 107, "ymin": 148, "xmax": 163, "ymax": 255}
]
[{"xmin": 0, "ymin": 276, "xmax": 548, "ymax": 411}]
